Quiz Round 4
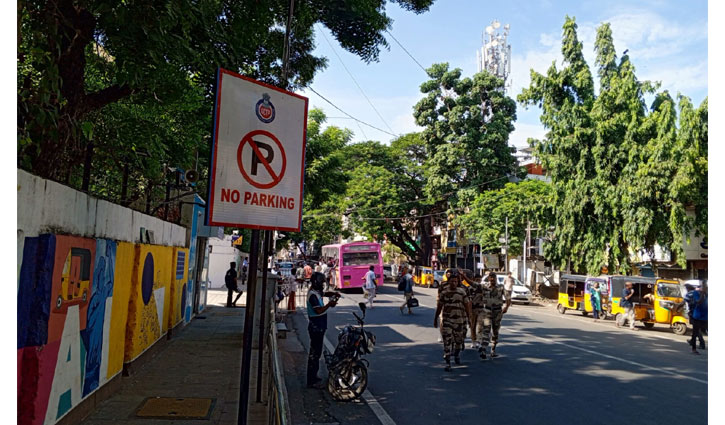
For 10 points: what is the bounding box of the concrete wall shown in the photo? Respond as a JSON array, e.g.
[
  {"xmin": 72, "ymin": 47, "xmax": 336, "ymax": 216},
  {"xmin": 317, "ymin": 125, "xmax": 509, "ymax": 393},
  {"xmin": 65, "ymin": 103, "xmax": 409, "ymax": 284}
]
[
  {"xmin": 17, "ymin": 169, "xmax": 186, "ymax": 246},
  {"xmin": 208, "ymin": 235, "xmax": 238, "ymax": 289},
  {"xmin": 17, "ymin": 171, "xmax": 192, "ymax": 425}
]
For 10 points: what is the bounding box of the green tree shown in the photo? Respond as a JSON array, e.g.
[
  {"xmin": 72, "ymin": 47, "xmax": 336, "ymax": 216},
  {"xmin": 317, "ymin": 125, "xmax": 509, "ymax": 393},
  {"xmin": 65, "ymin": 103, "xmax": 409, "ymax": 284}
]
[
  {"xmin": 342, "ymin": 134, "xmax": 437, "ymax": 265},
  {"xmin": 519, "ymin": 17, "xmax": 708, "ymax": 274},
  {"xmin": 413, "ymin": 63, "xmax": 521, "ymax": 205},
  {"xmin": 18, "ymin": 0, "xmax": 435, "ymax": 183},
  {"xmin": 457, "ymin": 180, "xmax": 554, "ymax": 257}
]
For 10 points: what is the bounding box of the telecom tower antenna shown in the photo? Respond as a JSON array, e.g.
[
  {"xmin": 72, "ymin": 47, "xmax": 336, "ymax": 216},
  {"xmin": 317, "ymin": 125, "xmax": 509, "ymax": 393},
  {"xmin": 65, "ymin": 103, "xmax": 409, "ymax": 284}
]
[{"xmin": 476, "ymin": 20, "xmax": 512, "ymax": 92}]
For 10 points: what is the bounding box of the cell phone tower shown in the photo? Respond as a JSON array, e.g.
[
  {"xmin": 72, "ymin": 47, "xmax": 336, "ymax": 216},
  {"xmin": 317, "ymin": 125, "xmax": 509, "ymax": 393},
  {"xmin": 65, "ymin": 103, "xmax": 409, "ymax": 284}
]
[{"xmin": 476, "ymin": 20, "xmax": 512, "ymax": 92}]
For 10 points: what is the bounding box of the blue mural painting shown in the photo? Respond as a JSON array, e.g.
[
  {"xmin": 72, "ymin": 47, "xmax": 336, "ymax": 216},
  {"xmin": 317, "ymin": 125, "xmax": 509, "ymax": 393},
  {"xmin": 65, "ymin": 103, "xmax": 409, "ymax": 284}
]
[
  {"xmin": 81, "ymin": 239, "xmax": 116, "ymax": 397},
  {"xmin": 18, "ymin": 234, "xmax": 56, "ymax": 349}
]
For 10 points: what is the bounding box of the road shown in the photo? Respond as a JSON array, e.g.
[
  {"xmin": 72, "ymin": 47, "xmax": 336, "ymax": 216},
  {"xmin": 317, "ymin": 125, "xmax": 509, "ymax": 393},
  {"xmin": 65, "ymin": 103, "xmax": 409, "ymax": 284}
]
[{"xmin": 294, "ymin": 282, "xmax": 708, "ymax": 425}]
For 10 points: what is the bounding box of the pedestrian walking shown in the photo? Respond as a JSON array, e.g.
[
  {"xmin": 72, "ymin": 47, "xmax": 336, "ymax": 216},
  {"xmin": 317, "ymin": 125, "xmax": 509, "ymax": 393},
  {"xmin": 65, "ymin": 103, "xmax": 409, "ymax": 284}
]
[
  {"xmin": 433, "ymin": 270, "xmax": 474, "ymax": 371},
  {"xmin": 503, "ymin": 272, "xmax": 515, "ymax": 302},
  {"xmin": 315, "ymin": 262, "xmax": 322, "ymax": 273},
  {"xmin": 459, "ymin": 269, "xmax": 483, "ymax": 349},
  {"xmin": 306, "ymin": 272, "xmax": 340, "ymax": 388},
  {"xmin": 398, "ymin": 266, "xmax": 415, "ymax": 314},
  {"xmin": 685, "ymin": 283, "xmax": 707, "ymax": 354},
  {"xmin": 363, "ymin": 265, "xmax": 377, "ymax": 308},
  {"xmin": 304, "ymin": 262, "xmax": 313, "ymax": 287},
  {"xmin": 475, "ymin": 271, "xmax": 510, "ymax": 359},
  {"xmin": 287, "ymin": 267, "xmax": 299, "ymax": 313},
  {"xmin": 617, "ymin": 281, "xmax": 637, "ymax": 330},
  {"xmin": 224, "ymin": 262, "xmax": 244, "ymax": 307},
  {"xmin": 321, "ymin": 261, "xmax": 330, "ymax": 289},
  {"xmin": 591, "ymin": 282, "xmax": 602, "ymax": 321},
  {"xmin": 680, "ymin": 283, "xmax": 706, "ymax": 349}
]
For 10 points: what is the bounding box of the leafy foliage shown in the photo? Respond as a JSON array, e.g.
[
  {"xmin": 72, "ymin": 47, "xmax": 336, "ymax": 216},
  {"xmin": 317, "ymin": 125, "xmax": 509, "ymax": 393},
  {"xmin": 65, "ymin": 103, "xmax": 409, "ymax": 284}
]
[
  {"xmin": 518, "ymin": 17, "xmax": 708, "ymax": 274},
  {"xmin": 457, "ymin": 180, "xmax": 554, "ymax": 257}
]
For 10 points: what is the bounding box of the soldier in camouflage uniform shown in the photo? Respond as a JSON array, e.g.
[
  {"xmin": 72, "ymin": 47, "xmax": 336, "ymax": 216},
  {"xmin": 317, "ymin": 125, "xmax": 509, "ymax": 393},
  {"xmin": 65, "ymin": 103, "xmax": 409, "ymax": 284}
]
[
  {"xmin": 475, "ymin": 271, "xmax": 510, "ymax": 359},
  {"xmin": 434, "ymin": 270, "xmax": 474, "ymax": 371},
  {"xmin": 459, "ymin": 269, "xmax": 485, "ymax": 349}
]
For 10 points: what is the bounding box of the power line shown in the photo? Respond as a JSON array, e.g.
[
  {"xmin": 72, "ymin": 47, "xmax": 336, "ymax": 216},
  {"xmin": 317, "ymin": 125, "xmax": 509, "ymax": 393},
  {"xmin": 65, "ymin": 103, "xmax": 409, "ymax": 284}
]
[
  {"xmin": 384, "ymin": 29, "xmax": 430, "ymax": 77},
  {"xmin": 318, "ymin": 25, "xmax": 397, "ymax": 136},
  {"xmin": 305, "ymin": 86, "xmax": 397, "ymax": 137}
]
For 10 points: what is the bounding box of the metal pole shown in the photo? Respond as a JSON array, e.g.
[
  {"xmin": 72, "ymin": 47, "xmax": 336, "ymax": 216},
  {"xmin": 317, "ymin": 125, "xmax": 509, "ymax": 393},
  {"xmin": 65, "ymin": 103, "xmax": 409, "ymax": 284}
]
[
  {"xmin": 238, "ymin": 229, "xmax": 260, "ymax": 424},
  {"xmin": 256, "ymin": 230, "xmax": 272, "ymax": 402}
]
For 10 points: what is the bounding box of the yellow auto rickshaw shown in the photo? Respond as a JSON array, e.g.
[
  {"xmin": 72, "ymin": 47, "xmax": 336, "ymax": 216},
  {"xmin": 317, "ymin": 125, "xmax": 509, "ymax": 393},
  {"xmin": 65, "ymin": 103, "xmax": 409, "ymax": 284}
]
[
  {"xmin": 413, "ymin": 266, "xmax": 434, "ymax": 287},
  {"xmin": 56, "ymin": 248, "xmax": 92, "ymax": 310},
  {"xmin": 609, "ymin": 276, "xmax": 689, "ymax": 334},
  {"xmin": 557, "ymin": 274, "xmax": 588, "ymax": 315}
]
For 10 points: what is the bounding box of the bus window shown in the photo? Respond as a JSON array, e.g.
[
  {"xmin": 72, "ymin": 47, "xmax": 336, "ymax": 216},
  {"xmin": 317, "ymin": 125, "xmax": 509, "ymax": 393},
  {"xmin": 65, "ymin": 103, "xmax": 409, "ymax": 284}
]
[{"xmin": 342, "ymin": 252, "xmax": 379, "ymax": 266}]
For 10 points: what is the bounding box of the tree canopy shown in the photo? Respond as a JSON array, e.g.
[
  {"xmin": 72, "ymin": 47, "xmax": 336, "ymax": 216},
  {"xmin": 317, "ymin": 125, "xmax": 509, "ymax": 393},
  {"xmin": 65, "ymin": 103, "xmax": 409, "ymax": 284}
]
[
  {"xmin": 518, "ymin": 16, "xmax": 708, "ymax": 274},
  {"xmin": 18, "ymin": 0, "xmax": 436, "ymax": 215}
]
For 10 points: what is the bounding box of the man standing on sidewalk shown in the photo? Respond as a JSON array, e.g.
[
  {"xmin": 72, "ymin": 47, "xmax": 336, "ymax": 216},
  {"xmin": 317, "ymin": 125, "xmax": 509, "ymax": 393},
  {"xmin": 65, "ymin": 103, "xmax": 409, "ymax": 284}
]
[
  {"xmin": 306, "ymin": 272, "xmax": 340, "ymax": 388},
  {"xmin": 617, "ymin": 281, "xmax": 637, "ymax": 330},
  {"xmin": 225, "ymin": 262, "xmax": 244, "ymax": 307},
  {"xmin": 503, "ymin": 272, "xmax": 515, "ymax": 301},
  {"xmin": 304, "ymin": 262, "xmax": 313, "ymax": 288}
]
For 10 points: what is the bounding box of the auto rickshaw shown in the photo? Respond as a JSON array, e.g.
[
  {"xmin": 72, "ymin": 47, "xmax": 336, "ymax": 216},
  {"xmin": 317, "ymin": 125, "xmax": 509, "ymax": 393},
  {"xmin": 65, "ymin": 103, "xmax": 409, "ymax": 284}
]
[
  {"xmin": 557, "ymin": 274, "xmax": 588, "ymax": 315},
  {"xmin": 413, "ymin": 266, "xmax": 435, "ymax": 287},
  {"xmin": 609, "ymin": 276, "xmax": 688, "ymax": 334},
  {"xmin": 56, "ymin": 248, "xmax": 92, "ymax": 310},
  {"xmin": 583, "ymin": 276, "xmax": 610, "ymax": 318}
]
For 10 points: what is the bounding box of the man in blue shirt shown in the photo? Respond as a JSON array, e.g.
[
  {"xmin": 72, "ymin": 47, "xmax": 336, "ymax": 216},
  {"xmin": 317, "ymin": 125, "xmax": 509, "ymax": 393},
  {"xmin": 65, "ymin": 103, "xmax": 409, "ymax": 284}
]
[
  {"xmin": 681, "ymin": 284, "xmax": 706, "ymax": 350},
  {"xmin": 687, "ymin": 287, "xmax": 708, "ymax": 355},
  {"xmin": 617, "ymin": 282, "xmax": 637, "ymax": 330},
  {"xmin": 306, "ymin": 272, "xmax": 341, "ymax": 388},
  {"xmin": 399, "ymin": 267, "xmax": 415, "ymax": 314}
]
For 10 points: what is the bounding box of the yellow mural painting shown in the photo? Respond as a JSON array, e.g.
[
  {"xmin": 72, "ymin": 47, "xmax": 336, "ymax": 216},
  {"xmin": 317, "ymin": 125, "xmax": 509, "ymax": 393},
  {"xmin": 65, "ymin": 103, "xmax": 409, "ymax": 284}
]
[
  {"xmin": 169, "ymin": 247, "xmax": 189, "ymax": 329},
  {"xmin": 107, "ymin": 242, "xmax": 134, "ymax": 379},
  {"xmin": 124, "ymin": 244, "xmax": 173, "ymax": 362}
]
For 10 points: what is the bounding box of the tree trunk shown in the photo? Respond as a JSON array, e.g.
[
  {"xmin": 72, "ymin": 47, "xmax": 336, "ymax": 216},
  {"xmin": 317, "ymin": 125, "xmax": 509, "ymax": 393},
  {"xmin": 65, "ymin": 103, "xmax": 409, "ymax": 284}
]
[
  {"xmin": 81, "ymin": 142, "xmax": 94, "ymax": 192},
  {"xmin": 417, "ymin": 216, "xmax": 433, "ymax": 267}
]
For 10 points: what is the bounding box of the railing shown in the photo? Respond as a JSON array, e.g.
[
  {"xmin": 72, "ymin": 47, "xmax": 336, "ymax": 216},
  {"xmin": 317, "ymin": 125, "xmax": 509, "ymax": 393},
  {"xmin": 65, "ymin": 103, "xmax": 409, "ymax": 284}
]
[{"xmin": 267, "ymin": 292, "xmax": 290, "ymax": 425}]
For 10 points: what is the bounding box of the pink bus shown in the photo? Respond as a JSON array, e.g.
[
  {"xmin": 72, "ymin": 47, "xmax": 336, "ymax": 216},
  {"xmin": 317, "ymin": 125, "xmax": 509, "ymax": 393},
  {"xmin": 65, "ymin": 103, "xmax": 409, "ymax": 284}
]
[{"xmin": 321, "ymin": 242, "xmax": 383, "ymax": 291}]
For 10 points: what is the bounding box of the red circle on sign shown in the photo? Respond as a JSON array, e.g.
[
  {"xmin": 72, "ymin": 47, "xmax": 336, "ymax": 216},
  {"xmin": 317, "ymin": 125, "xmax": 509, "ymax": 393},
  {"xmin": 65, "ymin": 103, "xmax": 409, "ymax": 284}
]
[{"xmin": 237, "ymin": 129, "xmax": 287, "ymax": 189}]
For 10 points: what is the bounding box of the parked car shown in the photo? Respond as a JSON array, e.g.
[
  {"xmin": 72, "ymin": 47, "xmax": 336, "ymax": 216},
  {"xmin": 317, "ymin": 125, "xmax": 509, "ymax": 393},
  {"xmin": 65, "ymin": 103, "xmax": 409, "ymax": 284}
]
[
  {"xmin": 383, "ymin": 265, "xmax": 393, "ymax": 281},
  {"xmin": 496, "ymin": 275, "xmax": 532, "ymax": 305}
]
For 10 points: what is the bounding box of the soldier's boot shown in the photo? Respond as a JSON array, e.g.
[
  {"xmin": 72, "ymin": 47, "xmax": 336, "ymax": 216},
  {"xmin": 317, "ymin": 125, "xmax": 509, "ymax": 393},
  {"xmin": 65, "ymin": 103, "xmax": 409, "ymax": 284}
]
[
  {"xmin": 491, "ymin": 343, "xmax": 498, "ymax": 358},
  {"xmin": 478, "ymin": 345, "xmax": 487, "ymax": 360},
  {"xmin": 454, "ymin": 349, "xmax": 461, "ymax": 365},
  {"xmin": 444, "ymin": 355, "xmax": 452, "ymax": 372}
]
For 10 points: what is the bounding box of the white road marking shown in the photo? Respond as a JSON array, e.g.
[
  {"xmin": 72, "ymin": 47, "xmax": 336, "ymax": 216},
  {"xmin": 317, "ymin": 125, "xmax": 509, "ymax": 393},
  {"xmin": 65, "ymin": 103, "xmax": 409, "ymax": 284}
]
[{"xmin": 507, "ymin": 328, "xmax": 708, "ymax": 385}]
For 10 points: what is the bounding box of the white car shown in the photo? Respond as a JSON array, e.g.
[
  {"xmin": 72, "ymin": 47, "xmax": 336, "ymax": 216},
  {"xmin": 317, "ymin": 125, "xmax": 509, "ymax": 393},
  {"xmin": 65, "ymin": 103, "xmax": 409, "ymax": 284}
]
[{"xmin": 497, "ymin": 276, "xmax": 533, "ymax": 305}]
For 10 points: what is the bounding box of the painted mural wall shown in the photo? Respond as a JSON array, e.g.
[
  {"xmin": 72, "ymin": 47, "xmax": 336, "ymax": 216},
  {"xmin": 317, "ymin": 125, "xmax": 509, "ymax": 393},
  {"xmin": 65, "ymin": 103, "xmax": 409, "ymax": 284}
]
[{"xmin": 17, "ymin": 234, "xmax": 188, "ymax": 425}]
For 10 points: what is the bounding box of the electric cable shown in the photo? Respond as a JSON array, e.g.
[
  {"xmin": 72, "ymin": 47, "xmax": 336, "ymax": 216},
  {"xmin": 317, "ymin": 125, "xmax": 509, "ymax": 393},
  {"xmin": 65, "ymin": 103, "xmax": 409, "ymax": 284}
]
[
  {"xmin": 319, "ymin": 25, "xmax": 397, "ymax": 135},
  {"xmin": 384, "ymin": 29, "xmax": 431, "ymax": 77},
  {"xmin": 305, "ymin": 86, "xmax": 397, "ymax": 137}
]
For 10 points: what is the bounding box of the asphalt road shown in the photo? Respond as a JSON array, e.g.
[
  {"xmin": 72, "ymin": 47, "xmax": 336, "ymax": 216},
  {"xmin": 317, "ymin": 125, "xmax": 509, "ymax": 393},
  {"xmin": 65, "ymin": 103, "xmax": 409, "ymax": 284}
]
[{"xmin": 299, "ymin": 282, "xmax": 708, "ymax": 425}]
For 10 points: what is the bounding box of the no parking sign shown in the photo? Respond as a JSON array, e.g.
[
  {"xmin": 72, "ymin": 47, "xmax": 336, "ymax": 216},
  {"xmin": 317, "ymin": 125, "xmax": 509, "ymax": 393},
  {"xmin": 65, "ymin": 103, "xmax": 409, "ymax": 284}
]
[{"xmin": 206, "ymin": 68, "xmax": 308, "ymax": 231}]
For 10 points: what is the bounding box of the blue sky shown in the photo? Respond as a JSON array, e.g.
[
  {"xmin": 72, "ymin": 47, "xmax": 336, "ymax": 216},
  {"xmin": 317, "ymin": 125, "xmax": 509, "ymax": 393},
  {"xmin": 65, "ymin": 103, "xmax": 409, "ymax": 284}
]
[{"xmin": 297, "ymin": 0, "xmax": 708, "ymax": 148}]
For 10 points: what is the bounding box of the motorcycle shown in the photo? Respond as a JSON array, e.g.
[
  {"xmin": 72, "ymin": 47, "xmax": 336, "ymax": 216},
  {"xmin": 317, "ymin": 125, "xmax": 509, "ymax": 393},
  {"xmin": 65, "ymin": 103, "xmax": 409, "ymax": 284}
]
[{"xmin": 324, "ymin": 302, "xmax": 376, "ymax": 401}]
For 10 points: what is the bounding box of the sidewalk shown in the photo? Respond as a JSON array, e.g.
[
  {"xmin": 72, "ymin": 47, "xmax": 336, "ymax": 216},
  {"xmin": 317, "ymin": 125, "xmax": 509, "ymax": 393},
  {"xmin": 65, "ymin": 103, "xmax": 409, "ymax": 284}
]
[{"xmin": 79, "ymin": 290, "xmax": 248, "ymax": 424}]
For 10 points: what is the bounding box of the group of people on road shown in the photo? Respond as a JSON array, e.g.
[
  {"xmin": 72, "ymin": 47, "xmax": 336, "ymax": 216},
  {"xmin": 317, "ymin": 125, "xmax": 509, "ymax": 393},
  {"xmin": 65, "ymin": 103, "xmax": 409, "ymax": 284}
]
[{"xmin": 433, "ymin": 269, "xmax": 511, "ymax": 370}]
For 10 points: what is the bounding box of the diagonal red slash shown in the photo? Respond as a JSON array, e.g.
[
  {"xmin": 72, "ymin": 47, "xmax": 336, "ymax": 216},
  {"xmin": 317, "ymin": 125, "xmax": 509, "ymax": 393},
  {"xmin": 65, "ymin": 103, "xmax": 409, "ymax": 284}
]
[
  {"xmin": 247, "ymin": 138, "xmax": 279, "ymax": 182},
  {"xmin": 237, "ymin": 129, "xmax": 287, "ymax": 189}
]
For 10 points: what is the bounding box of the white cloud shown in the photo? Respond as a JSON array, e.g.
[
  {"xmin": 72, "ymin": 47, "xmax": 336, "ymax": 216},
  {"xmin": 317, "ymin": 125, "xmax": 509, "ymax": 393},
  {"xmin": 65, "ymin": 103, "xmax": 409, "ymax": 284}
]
[{"xmin": 509, "ymin": 122, "xmax": 547, "ymax": 149}]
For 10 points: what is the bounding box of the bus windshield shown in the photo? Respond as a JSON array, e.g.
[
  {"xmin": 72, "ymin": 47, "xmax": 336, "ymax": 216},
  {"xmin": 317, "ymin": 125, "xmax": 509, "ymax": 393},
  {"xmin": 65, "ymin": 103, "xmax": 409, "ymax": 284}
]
[{"xmin": 342, "ymin": 251, "xmax": 379, "ymax": 266}]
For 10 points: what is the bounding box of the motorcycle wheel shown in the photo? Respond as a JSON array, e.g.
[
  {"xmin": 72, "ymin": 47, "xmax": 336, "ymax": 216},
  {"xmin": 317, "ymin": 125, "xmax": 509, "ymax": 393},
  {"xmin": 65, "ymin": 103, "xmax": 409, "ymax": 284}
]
[{"xmin": 327, "ymin": 360, "xmax": 368, "ymax": 402}]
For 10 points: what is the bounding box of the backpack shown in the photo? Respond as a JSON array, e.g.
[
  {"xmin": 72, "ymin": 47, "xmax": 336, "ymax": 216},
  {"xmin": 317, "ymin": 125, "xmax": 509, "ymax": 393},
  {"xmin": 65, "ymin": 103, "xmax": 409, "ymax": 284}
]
[
  {"xmin": 225, "ymin": 269, "xmax": 236, "ymax": 289},
  {"xmin": 397, "ymin": 275, "xmax": 407, "ymax": 292}
]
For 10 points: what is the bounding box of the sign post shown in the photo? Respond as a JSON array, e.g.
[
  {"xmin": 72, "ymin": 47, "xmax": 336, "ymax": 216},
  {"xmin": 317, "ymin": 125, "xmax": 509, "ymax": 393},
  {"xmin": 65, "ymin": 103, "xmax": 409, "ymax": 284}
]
[{"xmin": 206, "ymin": 68, "xmax": 307, "ymax": 425}]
